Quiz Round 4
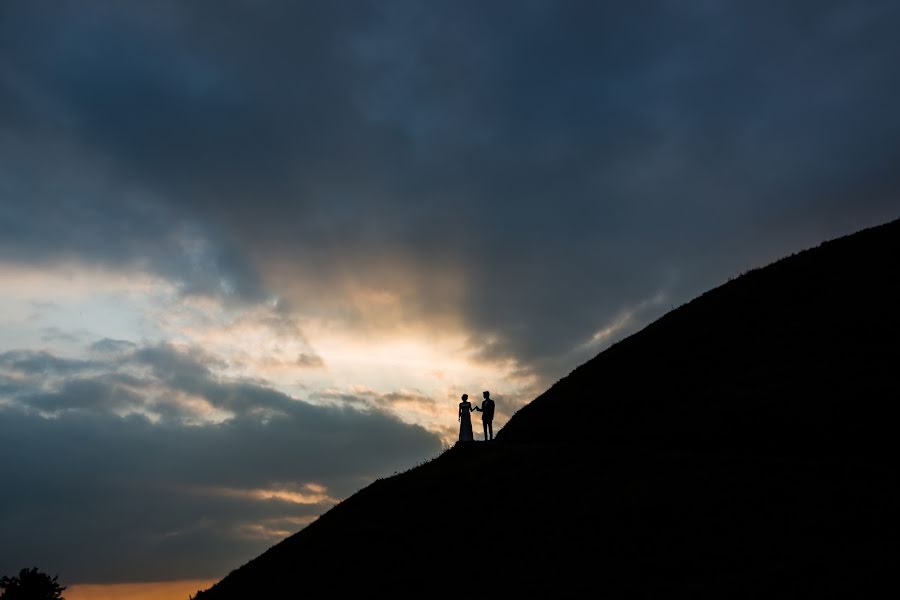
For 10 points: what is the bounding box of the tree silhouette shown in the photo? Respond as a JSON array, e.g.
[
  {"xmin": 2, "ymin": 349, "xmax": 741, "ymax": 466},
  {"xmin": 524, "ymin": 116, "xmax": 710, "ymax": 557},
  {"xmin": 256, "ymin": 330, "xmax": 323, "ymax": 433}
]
[{"xmin": 0, "ymin": 568, "xmax": 66, "ymax": 600}]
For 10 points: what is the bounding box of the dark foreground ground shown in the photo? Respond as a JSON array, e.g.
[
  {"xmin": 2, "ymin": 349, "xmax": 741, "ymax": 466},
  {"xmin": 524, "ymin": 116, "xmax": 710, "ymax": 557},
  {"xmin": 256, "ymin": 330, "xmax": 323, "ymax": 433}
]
[{"xmin": 196, "ymin": 440, "xmax": 898, "ymax": 597}]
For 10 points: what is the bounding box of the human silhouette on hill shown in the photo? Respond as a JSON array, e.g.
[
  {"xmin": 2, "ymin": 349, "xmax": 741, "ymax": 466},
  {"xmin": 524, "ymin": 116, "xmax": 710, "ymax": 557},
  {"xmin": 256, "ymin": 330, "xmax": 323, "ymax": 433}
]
[
  {"xmin": 458, "ymin": 394, "xmax": 474, "ymax": 442},
  {"xmin": 474, "ymin": 390, "xmax": 495, "ymax": 440}
]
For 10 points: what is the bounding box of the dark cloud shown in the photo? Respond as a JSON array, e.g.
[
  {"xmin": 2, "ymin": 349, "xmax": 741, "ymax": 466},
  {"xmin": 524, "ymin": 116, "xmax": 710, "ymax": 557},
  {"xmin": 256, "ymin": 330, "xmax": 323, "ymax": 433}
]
[
  {"xmin": 16, "ymin": 375, "xmax": 144, "ymax": 413},
  {"xmin": 0, "ymin": 350, "xmax": 96, "ymax": 376},
  {"xmin": 296, "ymin": 353, "xmax": 325, "ymax": 369},
  {"xmin": 0, "ymin": 343, "xmax": 442, "ymax": 582},
  {"xmin": 3, "ymin": 1, "xmax": 899, "ymax": 384}
]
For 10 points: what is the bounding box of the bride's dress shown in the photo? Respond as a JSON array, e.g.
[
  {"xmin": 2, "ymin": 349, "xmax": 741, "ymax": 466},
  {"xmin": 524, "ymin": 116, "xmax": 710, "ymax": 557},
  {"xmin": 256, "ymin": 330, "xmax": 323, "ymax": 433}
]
[{"xmin": 459, "ymin": 401, "xmax": 474, "ymax": 442}]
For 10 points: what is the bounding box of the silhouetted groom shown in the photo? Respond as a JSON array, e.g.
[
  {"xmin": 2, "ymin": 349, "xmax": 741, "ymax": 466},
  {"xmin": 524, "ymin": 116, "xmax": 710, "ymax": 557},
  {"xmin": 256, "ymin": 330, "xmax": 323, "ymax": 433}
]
[{"xmin": 474, "ymin": 390, "xmax": 495, "ymax": 441}]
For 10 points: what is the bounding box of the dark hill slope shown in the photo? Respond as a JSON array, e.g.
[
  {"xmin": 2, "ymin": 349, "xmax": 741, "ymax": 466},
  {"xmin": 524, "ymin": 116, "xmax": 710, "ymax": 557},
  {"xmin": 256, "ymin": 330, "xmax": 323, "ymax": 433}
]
[
  {"xmin": 501, "ymin": 218, "xmax": 900, "ymax": 461},
  {"xmin": 195, "ymin": 219, "xmax": 900, "ymax": 598}
]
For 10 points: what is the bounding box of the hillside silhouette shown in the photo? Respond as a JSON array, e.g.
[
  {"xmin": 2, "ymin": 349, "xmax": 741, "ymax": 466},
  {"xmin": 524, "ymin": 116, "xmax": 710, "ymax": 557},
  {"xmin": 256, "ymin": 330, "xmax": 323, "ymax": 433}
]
[{"xmin": 195, "ymin": 219, "xmax": 900, "ymax": 598}]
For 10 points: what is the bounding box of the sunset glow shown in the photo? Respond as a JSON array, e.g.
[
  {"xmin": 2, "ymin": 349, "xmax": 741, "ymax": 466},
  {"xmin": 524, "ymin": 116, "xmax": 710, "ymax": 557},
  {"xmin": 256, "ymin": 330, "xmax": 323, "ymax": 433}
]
[{"xmin": 66, "ymin": 580, "xmax": 217, "ymax": 600}]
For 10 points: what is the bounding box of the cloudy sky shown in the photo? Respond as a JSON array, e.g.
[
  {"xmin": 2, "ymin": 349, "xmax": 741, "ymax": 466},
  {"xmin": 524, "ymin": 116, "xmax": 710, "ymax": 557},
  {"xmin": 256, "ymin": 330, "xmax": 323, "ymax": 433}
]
[{"xmin": 2, "ymin": 1, "xmax": 900, "ymax": 597}]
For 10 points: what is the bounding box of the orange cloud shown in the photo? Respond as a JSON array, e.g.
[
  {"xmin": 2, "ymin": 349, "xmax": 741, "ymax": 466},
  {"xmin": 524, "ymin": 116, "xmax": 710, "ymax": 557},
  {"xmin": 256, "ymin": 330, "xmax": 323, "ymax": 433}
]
[{"xmin": 184, "ymin": 482, "xmax": 337, "ymax": 506}]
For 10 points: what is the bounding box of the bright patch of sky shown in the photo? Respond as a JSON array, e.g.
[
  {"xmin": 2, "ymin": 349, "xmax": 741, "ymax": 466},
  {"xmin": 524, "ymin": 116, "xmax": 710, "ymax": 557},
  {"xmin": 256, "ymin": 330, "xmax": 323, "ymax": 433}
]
[{"xmin": 0, "ymin": 262, "xmax": 535, "ymax": 442}]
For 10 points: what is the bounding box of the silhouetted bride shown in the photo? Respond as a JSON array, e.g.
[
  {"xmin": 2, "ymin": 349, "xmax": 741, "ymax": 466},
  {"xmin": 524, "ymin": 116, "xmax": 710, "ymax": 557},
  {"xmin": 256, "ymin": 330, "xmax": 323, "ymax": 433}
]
[{"xmin": 458, "ymin": 394, "xmax": 474, "ymax": 442}]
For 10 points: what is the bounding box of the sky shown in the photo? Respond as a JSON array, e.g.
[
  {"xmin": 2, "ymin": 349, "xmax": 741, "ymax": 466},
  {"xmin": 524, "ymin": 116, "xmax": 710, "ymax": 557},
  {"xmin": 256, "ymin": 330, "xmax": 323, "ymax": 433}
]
[{"xmin": 2, "ymin": 1, "xmax": 900, "ymax": 597}]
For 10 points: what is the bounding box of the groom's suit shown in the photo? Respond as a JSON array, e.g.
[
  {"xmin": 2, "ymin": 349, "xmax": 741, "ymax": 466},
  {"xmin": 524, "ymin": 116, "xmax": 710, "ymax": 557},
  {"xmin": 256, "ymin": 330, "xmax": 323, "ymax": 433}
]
[{"xmin": 478, "ymin": 398, "xmax": 495, "ymax": 440}]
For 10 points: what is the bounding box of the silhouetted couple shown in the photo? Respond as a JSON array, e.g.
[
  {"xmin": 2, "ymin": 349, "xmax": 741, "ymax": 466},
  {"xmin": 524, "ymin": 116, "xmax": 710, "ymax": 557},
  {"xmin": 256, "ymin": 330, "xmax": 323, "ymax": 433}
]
[{"xmin": 458, "ymin": 391, "xmax": 495, "ymax": 442}]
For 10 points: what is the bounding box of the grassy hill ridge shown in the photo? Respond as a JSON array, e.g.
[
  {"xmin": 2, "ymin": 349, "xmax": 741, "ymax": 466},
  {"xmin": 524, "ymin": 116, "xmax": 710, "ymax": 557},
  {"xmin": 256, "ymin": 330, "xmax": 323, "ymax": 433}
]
[{"xmin": 195, "ymin": 218, "xmax": 900, "ymax": 598}]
